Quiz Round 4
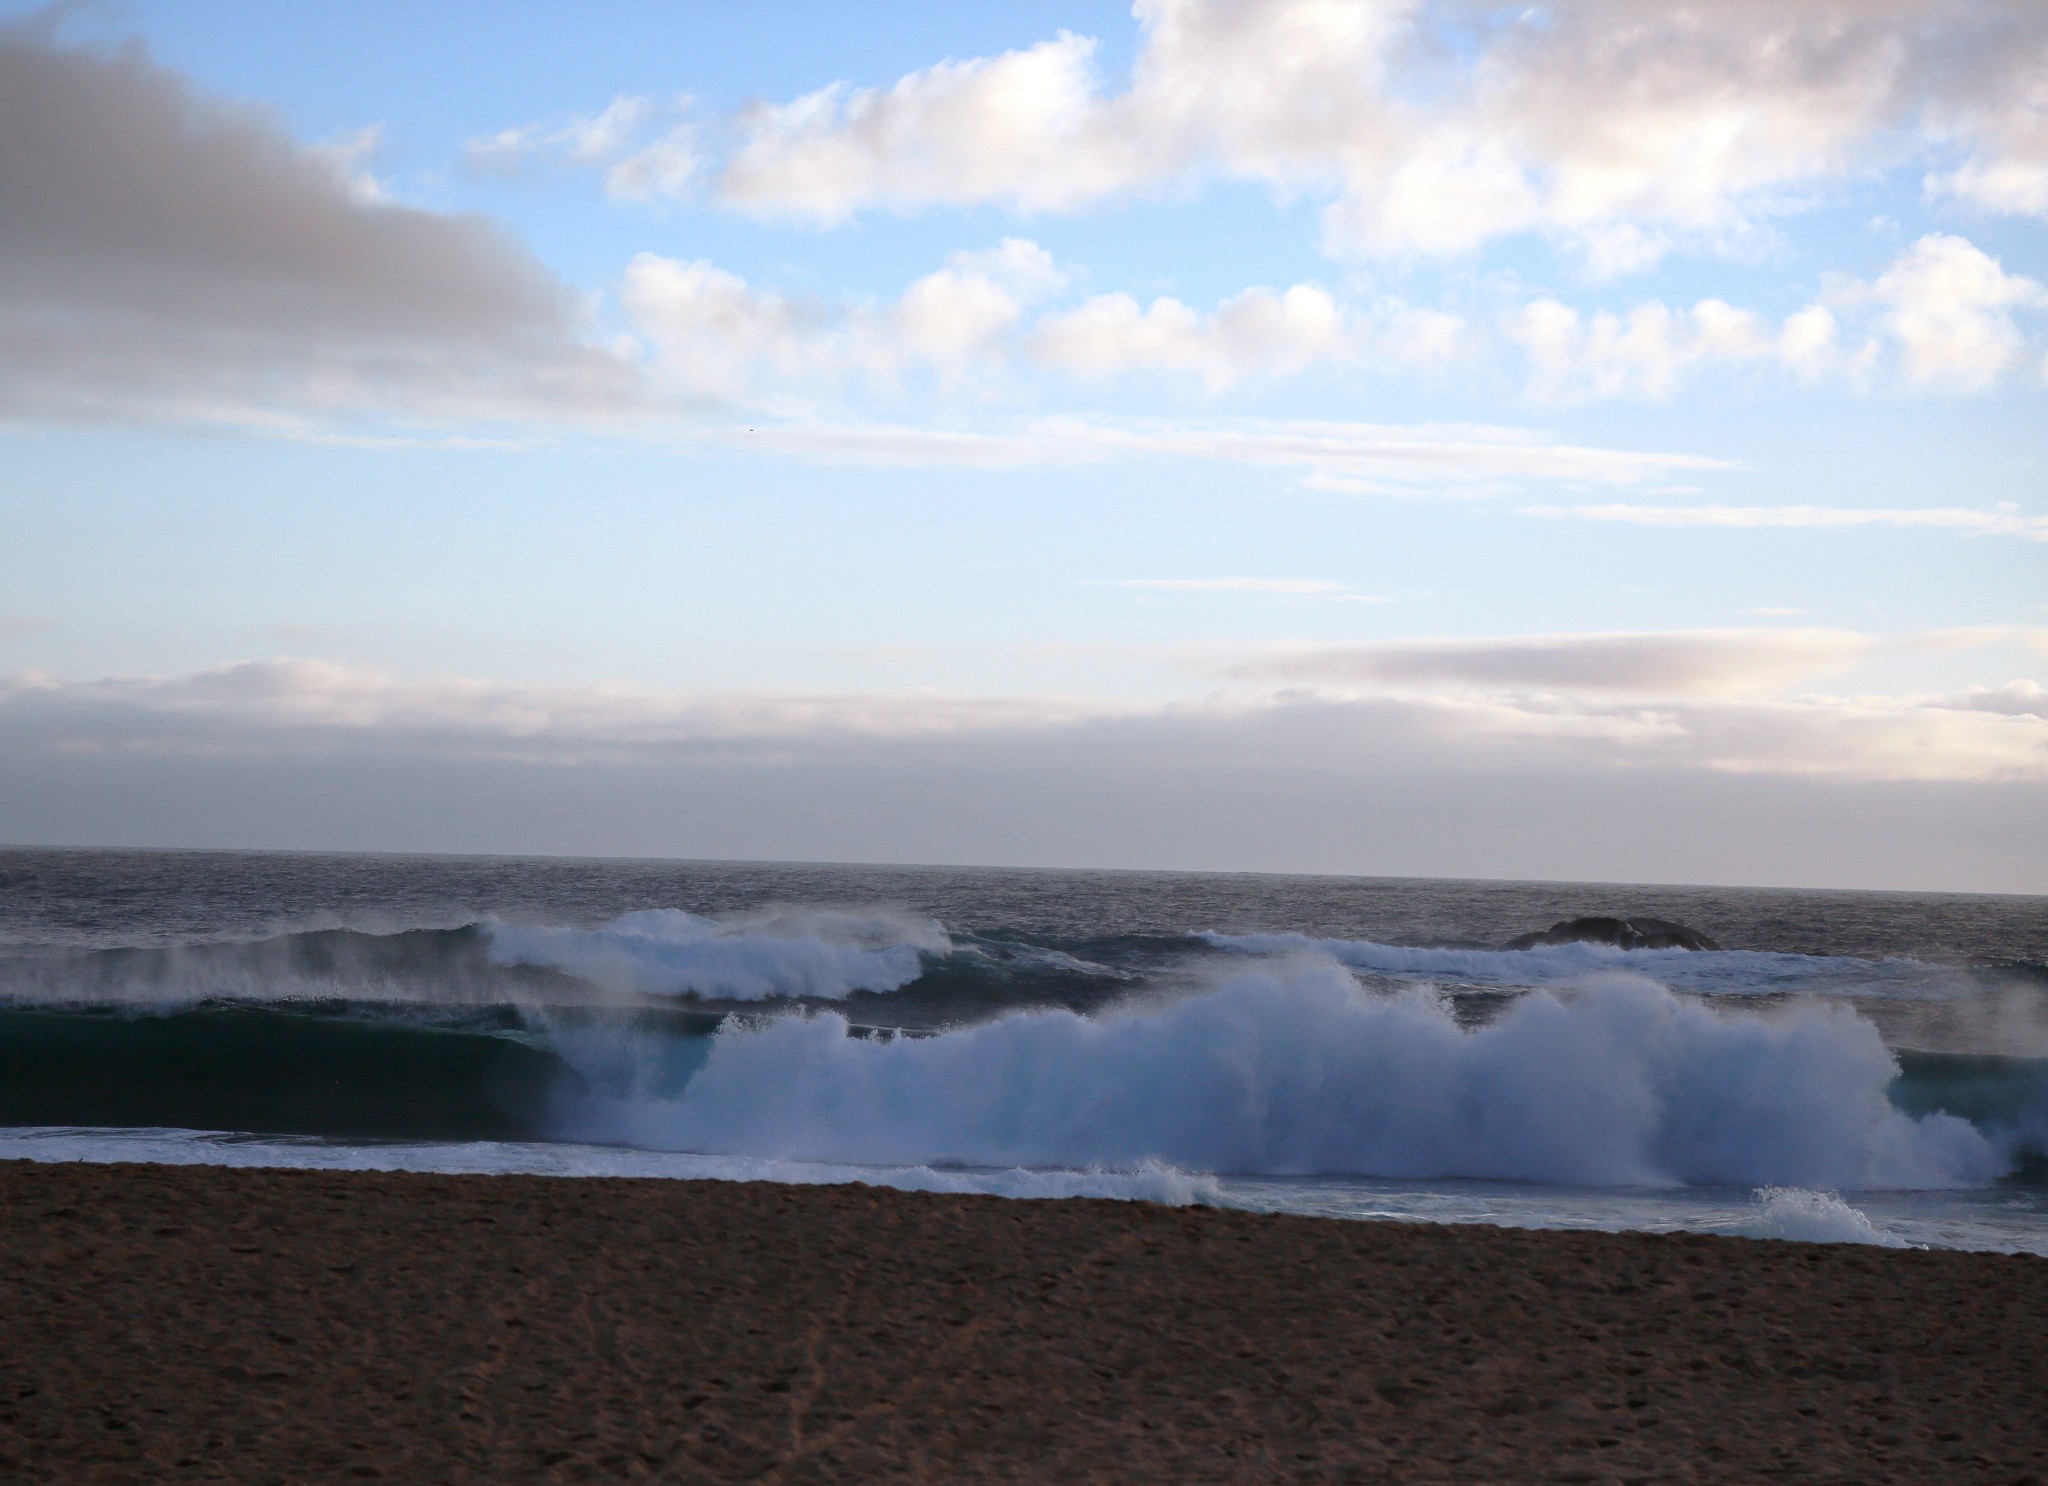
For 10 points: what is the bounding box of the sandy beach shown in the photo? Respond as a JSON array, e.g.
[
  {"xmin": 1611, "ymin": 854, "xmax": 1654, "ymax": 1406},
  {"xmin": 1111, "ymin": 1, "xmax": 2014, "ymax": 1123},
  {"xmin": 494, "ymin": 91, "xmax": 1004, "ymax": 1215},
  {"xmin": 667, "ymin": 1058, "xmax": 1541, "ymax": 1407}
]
[{"xmin": 2, "ymin": 1160, "xmax": 2044, "ymax": 1484}]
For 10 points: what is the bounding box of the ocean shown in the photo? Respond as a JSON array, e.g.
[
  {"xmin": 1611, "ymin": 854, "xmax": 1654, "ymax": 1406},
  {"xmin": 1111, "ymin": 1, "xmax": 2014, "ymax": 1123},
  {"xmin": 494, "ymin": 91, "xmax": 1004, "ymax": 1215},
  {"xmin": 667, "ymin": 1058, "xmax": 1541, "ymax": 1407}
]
[{"xmin": 4, "ymin": 847, "xmax": 2045, "ymax": 1253}]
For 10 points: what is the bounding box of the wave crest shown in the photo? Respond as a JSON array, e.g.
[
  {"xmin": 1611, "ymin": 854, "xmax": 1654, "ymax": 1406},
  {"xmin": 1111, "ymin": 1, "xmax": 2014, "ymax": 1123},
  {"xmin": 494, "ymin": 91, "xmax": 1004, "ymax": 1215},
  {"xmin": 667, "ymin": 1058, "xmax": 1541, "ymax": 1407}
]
[{"xmin": 487, "ymin": 907, "xmax": 949, "ymax": 1001}]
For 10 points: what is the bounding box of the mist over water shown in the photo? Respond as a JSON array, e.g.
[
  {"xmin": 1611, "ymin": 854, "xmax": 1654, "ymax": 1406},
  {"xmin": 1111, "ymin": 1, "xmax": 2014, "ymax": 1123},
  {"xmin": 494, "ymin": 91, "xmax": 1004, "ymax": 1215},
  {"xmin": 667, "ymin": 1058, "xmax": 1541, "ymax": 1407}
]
[
  {"xmin": 487, "ymin": 907, "xmax": 950, "ymax": 1001},
  {"xmin": 3, "ymin": 848, "xmax": 2045, "ymax": 1251}
]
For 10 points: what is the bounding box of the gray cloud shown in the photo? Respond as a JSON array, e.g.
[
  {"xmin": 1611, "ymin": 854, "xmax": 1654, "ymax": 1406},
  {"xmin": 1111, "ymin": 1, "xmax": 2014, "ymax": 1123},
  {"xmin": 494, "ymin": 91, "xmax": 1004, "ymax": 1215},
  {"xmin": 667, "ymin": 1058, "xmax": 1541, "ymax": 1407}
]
[
  {"xmin": 1945, "ymin": 680, "xmax": 2048, "ymax": 718},
  {"xmin": 1231, "ymin": 629, "xmax": 1891, "ymax": 695},
  {"xmin": 1, "ymin": 660, "xmax": 2043, "ymax": 892},
  {"xmin": 0, "ymin": 25, "xmax": 635, "ymax": 427},
  {"xmin": 2, "ymin": 647, "xmax": 2041, "ymax": 782}
]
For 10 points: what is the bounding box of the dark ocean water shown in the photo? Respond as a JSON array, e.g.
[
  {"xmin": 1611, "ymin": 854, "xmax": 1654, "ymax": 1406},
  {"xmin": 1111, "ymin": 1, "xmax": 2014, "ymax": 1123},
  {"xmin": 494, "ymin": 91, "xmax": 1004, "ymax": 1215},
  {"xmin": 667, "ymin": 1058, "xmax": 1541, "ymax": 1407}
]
[
  {"xmin": 3, "ymin": 847, "xmax": 2044, "ymax": 1252},
  {"xmin": 8, "ymin": 847, "xmax": 2045, "ymax": 960}
]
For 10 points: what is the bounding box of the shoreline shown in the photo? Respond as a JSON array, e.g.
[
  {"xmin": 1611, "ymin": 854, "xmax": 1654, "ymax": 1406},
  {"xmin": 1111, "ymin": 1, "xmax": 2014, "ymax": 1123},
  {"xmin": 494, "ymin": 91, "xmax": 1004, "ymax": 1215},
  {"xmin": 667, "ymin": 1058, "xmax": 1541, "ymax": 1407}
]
[{"xmin": 3, "ymin": 1159, "xmax": 2045, "ymax": 1483}]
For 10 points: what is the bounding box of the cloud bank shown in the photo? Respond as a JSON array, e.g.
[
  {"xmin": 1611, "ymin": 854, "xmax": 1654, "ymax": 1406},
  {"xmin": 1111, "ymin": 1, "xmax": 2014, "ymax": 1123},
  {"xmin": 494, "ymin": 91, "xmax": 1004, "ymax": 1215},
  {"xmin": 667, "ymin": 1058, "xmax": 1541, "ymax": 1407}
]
[
  {"xmin": 2, "ymin": 647, "xmax": 2042, "ymax": 890},
  {"xmin": 4, "ymin": 633, "xmax": 2039, "ymax": 784}
]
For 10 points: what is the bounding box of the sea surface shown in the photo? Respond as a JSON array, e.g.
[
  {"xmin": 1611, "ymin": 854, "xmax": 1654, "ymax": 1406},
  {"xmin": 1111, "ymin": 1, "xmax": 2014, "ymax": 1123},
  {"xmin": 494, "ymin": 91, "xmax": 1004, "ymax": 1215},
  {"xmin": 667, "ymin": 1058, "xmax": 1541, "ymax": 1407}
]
[{"xmin": 4, "ymin": 847, "xmax": 2045, "ymax": 1253}]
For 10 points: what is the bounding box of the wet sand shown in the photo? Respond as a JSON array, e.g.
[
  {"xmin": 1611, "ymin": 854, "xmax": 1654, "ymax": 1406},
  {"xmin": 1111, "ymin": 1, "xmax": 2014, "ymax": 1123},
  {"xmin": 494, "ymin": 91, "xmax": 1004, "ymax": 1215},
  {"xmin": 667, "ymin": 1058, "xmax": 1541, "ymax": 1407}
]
[{"xmin": 2, "ymin": 1160, "xmax": 2045, "ymax": 1484}]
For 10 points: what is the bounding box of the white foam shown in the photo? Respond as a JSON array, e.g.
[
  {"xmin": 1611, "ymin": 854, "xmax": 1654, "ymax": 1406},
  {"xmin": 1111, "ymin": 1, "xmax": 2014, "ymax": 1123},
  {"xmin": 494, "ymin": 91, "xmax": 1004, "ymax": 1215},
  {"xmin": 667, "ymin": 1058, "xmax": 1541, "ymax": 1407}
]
[
  {"xmin": 966, "ymin": 940, "xmax": 1130, "ymax": 979},
  {"xmin": 13, "ymin": 1126, "xmax": 2045, "ymax": 1252},
  {"xmin": 1742, "ymin": 1187, "xmax": 1909, "ymax": 1247},
  {"xmin": 582, "ymin": 957, "xmax": 2005, "ymax": 1190},
  {"xmin": 487, "ymin": 907, "xmax": 949, "ymax": 1001},
  {"xmin": 0, "ymin": 1127, "xmax": 1217, "ymax": 1207},
  {"xmin": 1198, "ymin": 931, "xmax": 1960, "ymax": 1000}
]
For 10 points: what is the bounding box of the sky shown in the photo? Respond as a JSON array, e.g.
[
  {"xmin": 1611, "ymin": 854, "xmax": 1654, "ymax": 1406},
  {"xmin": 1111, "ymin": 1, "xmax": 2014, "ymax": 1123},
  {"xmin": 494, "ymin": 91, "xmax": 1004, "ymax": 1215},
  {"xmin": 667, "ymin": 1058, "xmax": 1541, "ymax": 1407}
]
[{"xmin": 0, "ymin": 0, "xmax": 2044, "ymax": 891}]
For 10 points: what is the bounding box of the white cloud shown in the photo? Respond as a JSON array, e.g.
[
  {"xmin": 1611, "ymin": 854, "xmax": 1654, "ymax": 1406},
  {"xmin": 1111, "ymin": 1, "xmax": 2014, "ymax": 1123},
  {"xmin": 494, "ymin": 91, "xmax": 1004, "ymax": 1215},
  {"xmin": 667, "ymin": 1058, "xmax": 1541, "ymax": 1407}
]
[
  {"xmin": 620, "ymin": 228, "xmax": 2048, "ymax": 421},
  {"xmin": 464, "ymin": 94, "xmax": 699, "ymax": 201},
  {"xmin": 468, "ymin": 95, "xmax": 655, "ymax": 169},
  {"xmin": 893, "ymin": 238, "xmax": 1066, "ymax": 373},
  {"xmin": 621, "ymin": 243, "xmax": 1477, "ymax": 398},
  {"xmin": 1505, "ymin": 234, "xmax": 2045, "ymax": 400},
  {"xmin": 1087, "ymin": 577, "xmax": 1350, "ymax": 594},
  {"xmin": 707, "ymin": 1, "xmax": 1409, "ymax": 231},
  {"xmin": 704, "ymin": 0, "xmax": 2048, "ymax": 266},
  {"xmin": 606, "ymin": 128, "xmax": 702, "ymax": 203},
  {"xmin": 1521, "ymin": 501, "xmax": 2048, "ymax": 541},
  {"xmin": 1776, "ymin": 304, "xmax": 1851, "ymax": 383},
  {"xmin": 618, "ymin": 256, "xmax": 837, "ymax": 397},
  {"xmin": 623, "ymin": 224, "xmax": 2039, "ymax": 410},
  {"xmin": 719, "ymin": 31, "xmax": 1157, "ymax": 221},
  {"xmin": 1030, "ymin": 283, "xmax": 1365, "ymax": 389},
  {"xmin": 723, "ymin": 416, "xmax": 1734, "ymax": 494},
  {"xmin": 1854, "ymin": 232, "xmax": 2048, "ymax": 391},
  {"xmin": 1506, "ymin": 296, "xmax": 1775, "ymax": 403},
  {"xmin": 619, "ymin": 238, "xmax": 1064, "ymax": 395},
  {"xmin": 1346, "ymin": 0, "xmax": 1940, "ymax": 262},
  {"xmin": 1931, "ymin": 155, "xmax": 2048, "ymax": 220},
  {"xmin": 308, "ymin": 125, "xmax": 390, "ymax": 205}
]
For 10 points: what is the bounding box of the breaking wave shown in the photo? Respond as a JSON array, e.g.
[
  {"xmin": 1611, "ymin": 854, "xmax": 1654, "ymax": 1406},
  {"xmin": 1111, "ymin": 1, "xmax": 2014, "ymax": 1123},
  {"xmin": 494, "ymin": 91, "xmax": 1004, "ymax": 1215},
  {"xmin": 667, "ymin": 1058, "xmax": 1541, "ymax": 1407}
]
[
  {"xmin": 577, "ymin": 958, "xmax": 2012, "ymax": 1191},
  {"xmin": 4, "ymin": 907, "xmax": 2044, "ymax": 1196},
  {"xmin": 485, "ymin": 907, "xmax": 949, "ymax": 1001}
]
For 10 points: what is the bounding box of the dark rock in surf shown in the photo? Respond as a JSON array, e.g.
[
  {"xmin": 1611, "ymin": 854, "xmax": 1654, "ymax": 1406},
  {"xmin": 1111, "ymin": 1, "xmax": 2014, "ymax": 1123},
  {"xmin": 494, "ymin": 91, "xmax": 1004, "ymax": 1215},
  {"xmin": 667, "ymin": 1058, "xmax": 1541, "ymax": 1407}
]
[{"xmin": 1504, "ymin": 916, "xmax": 1721, "ymax": 952}]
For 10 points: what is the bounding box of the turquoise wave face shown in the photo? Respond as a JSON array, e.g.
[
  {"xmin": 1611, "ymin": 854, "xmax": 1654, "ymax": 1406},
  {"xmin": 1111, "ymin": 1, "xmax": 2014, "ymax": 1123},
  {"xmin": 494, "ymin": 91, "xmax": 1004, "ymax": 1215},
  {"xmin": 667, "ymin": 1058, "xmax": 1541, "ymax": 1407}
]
[
  {"xmin": 0, "ymin": 920, "xmax": 1146, "ymax": 1023},
  {"xmin": 0, "ymin": 1003, "xmax": 589, "ymax": 1141},
  {"xmin": 1891, "ymin": 1049, "xmax": 2048, "ymax": 1181}
]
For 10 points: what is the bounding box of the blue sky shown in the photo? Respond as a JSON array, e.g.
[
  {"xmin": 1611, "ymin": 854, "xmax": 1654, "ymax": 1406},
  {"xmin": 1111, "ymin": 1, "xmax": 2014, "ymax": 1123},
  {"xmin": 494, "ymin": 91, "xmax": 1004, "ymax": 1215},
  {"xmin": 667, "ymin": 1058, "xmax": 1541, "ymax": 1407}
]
[{"xmin": 1, "ymin": 1, "xmax": 2044, "ymax": 887}]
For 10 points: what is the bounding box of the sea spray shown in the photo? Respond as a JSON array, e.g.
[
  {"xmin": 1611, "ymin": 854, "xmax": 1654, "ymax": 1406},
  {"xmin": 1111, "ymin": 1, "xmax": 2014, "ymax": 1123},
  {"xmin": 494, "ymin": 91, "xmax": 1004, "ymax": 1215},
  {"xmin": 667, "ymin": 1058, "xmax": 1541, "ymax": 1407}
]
[
  {"xmin": 1742, "ymin": 1187, "xmax": 1909, "ymax": 1246},
  {"xmin": 574, "ymin": 958, "xmax": 2006, "ymax": 1190},
  {"xmin": 486, "ymin": 907, "xmax": 949, "ymax": 1000},
  {"xmin": 1199, "ymin": 930, "xmax": 1972, "ymax": 1000}
]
